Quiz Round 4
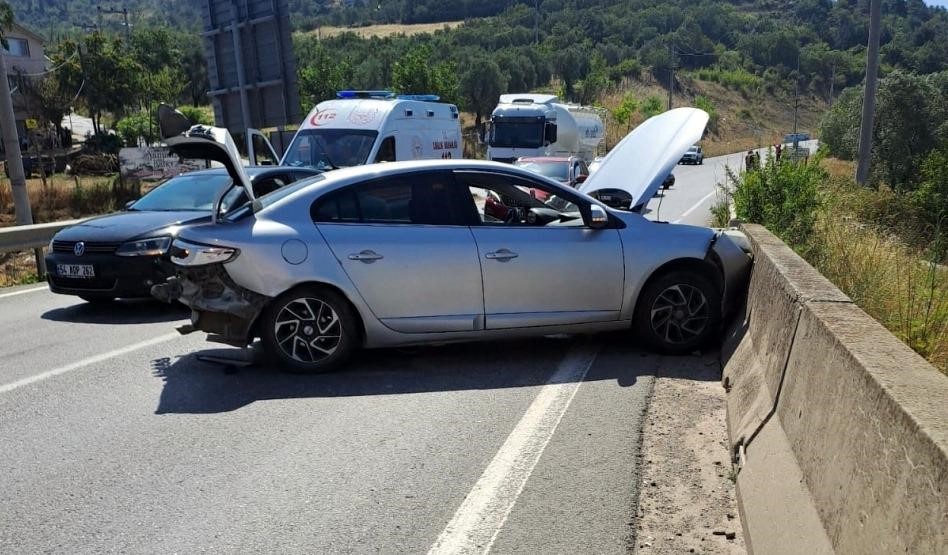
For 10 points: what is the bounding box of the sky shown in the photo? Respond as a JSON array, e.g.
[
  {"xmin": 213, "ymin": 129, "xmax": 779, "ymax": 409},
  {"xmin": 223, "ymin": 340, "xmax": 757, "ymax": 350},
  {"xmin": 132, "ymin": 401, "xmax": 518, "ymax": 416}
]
[{"xmin": 924, "ymin": 0, "xmax": 948, "ymax": 7}]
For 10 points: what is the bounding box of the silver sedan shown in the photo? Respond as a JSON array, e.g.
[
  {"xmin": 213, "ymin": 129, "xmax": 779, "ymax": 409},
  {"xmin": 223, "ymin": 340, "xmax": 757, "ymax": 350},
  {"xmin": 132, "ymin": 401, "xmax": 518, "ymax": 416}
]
[{"xmin": 152, "ymin": 109, "xmax": 751, "ymax": 372}]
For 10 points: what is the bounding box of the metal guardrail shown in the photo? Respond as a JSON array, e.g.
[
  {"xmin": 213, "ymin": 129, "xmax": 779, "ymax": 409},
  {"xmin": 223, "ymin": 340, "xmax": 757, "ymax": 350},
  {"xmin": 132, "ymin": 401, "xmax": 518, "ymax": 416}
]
[
  {"xmin": 0, "ymin": 219, "xmax": 84, "ymax": 253},
  {"xmin": 0, "ymin": 219, "xmax": 84, "ymax": 280}
]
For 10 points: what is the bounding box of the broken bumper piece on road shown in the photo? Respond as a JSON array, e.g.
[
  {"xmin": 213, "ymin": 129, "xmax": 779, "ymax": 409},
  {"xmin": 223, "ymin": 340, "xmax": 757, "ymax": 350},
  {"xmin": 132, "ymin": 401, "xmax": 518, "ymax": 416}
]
[{"xmin": 151, "ymin": 264, "xmax": 268, "ymax": 347}]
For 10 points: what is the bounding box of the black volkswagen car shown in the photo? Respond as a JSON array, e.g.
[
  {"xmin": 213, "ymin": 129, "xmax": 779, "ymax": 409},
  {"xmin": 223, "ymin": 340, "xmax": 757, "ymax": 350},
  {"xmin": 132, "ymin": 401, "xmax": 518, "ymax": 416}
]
[{"xmin": 46, "ymin": 166, "xmax": 320, "ymax": 303}]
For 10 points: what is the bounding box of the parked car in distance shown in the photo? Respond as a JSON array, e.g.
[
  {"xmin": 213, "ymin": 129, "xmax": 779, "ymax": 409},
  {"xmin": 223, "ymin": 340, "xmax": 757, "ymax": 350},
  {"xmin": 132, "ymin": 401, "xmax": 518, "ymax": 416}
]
[
  {"xmin": 679, "ymin": 145, "xmax": 703, "ymax": 165},
  {"xmin": 45, "ymin": 166, "xmax": 320, "ymax": 303},
  {"xmin": 152, "ymin": 108, "xmax": 753, "ymax": 373}
]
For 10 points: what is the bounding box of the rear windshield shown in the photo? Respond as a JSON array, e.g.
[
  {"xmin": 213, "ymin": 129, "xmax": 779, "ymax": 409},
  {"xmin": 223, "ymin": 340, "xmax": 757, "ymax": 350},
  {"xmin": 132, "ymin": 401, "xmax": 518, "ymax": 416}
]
[
  {"xmin": 129, "ymin": 174, "xmax": 234, "ymax": 211},
  {"xmin": 226, "ymin": 174, "xmax": 326, "ymax": 222}
]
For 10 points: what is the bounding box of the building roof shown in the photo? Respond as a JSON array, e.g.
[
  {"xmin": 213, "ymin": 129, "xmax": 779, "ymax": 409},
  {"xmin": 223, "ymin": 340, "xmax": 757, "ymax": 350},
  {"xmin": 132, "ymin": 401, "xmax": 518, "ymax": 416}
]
[{"xmin": 5, "ymin": 23, "xmax": 46, "ymax": 45}]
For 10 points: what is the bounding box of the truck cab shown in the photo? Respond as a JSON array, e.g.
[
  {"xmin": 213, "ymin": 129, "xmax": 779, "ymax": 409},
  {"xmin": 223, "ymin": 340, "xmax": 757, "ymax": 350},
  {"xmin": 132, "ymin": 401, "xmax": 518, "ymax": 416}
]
[{"xmin": 486, "ymin": 94, "xmax": 603, "ymax": 163}]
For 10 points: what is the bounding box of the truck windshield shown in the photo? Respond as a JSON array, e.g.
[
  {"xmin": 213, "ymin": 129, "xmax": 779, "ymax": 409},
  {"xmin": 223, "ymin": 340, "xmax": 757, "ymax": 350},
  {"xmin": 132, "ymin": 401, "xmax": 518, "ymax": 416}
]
[
  {"xmin": 282, "ymin": 129, "xmax": 379, "ymax": 170},
  {"xmin": 489, "ymin": 119, "xmax": 544, "ymax": 149}
]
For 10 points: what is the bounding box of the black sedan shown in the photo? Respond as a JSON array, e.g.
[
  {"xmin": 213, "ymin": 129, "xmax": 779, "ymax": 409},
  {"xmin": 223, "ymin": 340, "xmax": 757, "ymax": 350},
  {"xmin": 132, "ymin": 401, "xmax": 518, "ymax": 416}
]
[{"xmin": 46, "ymin": 166, "xmax": 320, "ymax": 303}]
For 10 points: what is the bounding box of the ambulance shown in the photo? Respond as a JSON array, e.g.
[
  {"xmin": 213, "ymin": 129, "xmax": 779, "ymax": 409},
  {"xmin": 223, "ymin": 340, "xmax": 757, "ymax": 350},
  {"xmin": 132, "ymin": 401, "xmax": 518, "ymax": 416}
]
[{"xmin": 280, "ymin": 90, "xmax": 463, "ymax": 170}]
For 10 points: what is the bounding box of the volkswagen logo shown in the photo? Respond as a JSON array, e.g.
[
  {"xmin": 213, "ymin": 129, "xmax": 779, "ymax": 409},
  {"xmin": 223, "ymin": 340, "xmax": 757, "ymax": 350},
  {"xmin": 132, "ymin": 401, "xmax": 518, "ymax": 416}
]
[{"xmin": 73, "ymin": 242, "xmax": 85, "ymax": 257}]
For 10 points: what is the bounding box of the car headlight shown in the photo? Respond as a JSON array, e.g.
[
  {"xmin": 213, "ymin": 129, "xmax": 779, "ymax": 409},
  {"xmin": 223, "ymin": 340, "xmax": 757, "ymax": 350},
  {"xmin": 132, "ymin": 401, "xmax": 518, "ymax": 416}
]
[
  {"xmin": 169, "ymin": 238, "xmax": 239, "ymax": 267},
  {"xmin": 115, "ymin": 236, "xmax": 173, "ymax": 257}
]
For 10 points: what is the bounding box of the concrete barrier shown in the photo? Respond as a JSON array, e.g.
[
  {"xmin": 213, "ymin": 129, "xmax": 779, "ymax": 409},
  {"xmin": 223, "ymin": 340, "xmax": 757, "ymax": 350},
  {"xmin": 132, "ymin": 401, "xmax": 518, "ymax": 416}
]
[{"xmin": 722, "ymin": 224, "xmax": 948, "ymax": 554}]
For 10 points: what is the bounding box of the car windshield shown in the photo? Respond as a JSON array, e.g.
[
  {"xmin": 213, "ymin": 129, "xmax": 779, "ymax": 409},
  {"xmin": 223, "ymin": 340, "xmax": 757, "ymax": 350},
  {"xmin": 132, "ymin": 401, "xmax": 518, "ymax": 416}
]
[
  {"xmin": 489, "ymin": 119, "xmax": 544, "ymax": 149},
  {"xmin": 129, "ymin": 173, "xmax": 239, "ymax": 212},
  {"xmin": 688, "ymin": 146, "xmax": 699, "ymax": 153},
  {"xmin": 282, "ymin": 129, "xmax": 379, "ymax": 170},
  {"xmin": 515, "ymin": 161, "xmax": 569, "ymax": 182}
]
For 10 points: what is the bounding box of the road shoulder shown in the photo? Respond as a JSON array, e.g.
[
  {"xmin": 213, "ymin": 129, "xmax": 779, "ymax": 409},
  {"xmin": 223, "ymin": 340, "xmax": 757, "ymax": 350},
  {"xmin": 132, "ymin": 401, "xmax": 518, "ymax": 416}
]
[{"xmin": 633, "ymin": 352, "xmax": 745, "ymax": 554}]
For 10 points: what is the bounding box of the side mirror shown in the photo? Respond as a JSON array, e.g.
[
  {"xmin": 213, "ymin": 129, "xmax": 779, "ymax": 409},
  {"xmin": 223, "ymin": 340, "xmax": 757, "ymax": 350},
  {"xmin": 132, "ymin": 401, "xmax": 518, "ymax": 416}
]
[
  {"xmin": 575, "ymin": 174, "xmax": 588, "ymax": 184},
  {"xmin": 588, "ymin": 204, "xmax": 609, "ymax": 229},
  {"xmin": 124, "ymin": 200, "xmax": 135, "ymax": 210}
]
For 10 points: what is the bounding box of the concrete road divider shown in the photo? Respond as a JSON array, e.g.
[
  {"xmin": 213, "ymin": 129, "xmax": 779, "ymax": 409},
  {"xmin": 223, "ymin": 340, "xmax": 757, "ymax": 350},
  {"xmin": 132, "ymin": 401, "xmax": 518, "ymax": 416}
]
[{"xmin": 722, "ymin": 223, "xmax": 947, "ymax": 554}]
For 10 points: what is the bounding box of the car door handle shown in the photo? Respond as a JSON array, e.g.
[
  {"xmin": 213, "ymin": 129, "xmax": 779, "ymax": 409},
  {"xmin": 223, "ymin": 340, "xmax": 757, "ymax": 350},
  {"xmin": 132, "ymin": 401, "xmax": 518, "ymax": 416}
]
[
  {"xmin": 485, "ymin": 249, "xmax": 518, "ymax": 261},
  {"xmin": 348, "ymin": 250, "xmax": 384, "ymax": 262}
]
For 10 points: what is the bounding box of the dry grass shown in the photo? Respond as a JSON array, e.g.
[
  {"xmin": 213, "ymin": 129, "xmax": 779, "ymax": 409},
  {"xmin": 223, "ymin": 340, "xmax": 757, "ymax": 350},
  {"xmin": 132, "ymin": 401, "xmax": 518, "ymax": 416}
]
[
  {"xmin": 820, "ymin": 157, "xmax": 857, "ymax": 180},
  {"xmin": 0, "ymin": 174, "xmax": 129, "ymax": 226},
  {"xmin": 809, "ymin": 212, "xmax": 948, "ymax": 374},
  {"xmin": 308, "ymin": 20, "xmax": 463, "ymax": 39},
  {"xmin": 597, "ymin": 76, "xmax": 826, "ymax": 157}
]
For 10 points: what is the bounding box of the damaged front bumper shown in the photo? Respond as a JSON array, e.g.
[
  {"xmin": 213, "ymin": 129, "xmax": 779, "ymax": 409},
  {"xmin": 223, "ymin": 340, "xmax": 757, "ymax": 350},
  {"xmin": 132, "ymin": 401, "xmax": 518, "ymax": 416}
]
[
  {"xmin": 151, "ymin": 264, "xmax": 269, "ymax": 346},
  {"xmin": 710, "ymin": 229, "xmax": 753, "ymax": 316}
]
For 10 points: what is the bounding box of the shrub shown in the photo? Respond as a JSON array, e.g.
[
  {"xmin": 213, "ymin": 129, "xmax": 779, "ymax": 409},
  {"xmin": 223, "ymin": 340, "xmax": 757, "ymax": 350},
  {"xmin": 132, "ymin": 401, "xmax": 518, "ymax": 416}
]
[
  {"xmin": 693, "ymin": 95, "xmax": 719, "ymax": 133},
  {"xmin": 115, "ymin": 112, "xmax": 158, "ymax": 147},
  {"xmin": 178, "ymin": 105, "xmax": 214, "ymax": 126},
  {"xmin": 691, "ymin": 66, "xmax": 762, "ymax": 93},
  {"xmin": 733, "ymin": 153, "xmax": 825, "ymax": 249},
  {"xmin": 640, "ymin": 95, "xmax": 664, "ymax": 119}
]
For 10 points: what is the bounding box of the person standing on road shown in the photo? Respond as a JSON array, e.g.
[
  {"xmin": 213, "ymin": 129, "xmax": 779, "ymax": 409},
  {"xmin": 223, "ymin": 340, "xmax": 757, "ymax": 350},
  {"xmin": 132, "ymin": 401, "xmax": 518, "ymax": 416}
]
[{"xmin": 775, "ymin": 143, "xmax": 782, "ymax": 162}]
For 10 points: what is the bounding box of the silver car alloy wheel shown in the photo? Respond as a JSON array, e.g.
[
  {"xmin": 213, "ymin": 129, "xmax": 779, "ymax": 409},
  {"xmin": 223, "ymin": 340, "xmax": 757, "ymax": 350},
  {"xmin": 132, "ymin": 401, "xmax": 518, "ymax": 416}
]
[
  {"xmin": 273, "ymin": 297, "xmax": 342, "ymax": 363},
  {"xmin": 649, "ymin": 284, "xmax": 710, "ymax": 344}
]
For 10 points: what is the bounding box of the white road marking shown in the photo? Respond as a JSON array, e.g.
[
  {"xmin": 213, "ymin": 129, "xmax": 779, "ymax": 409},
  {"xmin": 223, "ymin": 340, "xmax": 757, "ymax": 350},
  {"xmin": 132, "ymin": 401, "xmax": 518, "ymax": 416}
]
[
  {"xmin": 427, "ymin": 342, "xmax": 600, "ymax": 555},
  {"xmin": 0, "ymin": 285, "xmax": 48, "ymax": 299},
  {"xmin": 672, "ymin": 190, "xmax": 718, "ymax": 224},
  {"xmin": 0, "ymin": 332, "xmax": 180, "ymax": 394}
]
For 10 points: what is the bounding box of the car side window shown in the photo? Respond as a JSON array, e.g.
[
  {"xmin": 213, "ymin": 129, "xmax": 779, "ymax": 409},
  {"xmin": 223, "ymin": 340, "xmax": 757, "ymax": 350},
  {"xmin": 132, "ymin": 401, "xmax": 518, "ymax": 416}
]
[
  {"xmin": 455, "ymin": 171, "xmax": 587, "ymax": 228},
  {"xmin": 311, "ymin": 172, "xmax": 465, "ymax": 226},
  {"xmin": 374, "ymin": 136, "xmax": 396, "ymax": 163}
]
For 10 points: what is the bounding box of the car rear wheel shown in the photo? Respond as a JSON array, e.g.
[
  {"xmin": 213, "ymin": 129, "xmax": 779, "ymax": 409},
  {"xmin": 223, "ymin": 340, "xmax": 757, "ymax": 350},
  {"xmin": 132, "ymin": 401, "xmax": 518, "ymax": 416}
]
[
  {"xmin": 261, "ymin": 286, "xmax": 358, "ymax": 373},
  {"xmin": 633, "ymin": 270, "xmax": 721, "ymax": 354}
]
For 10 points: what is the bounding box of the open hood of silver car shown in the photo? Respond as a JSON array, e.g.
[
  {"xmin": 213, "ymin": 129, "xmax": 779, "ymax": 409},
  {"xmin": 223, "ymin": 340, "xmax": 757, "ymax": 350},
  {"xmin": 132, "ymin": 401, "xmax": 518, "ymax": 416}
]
[
  {"xmin": 158, "ymin": 104, "xmax": 254, "ymax": 207},
  {"xmin": 578, "ymin": 108, "xmax": 708, "ymax": 210}
]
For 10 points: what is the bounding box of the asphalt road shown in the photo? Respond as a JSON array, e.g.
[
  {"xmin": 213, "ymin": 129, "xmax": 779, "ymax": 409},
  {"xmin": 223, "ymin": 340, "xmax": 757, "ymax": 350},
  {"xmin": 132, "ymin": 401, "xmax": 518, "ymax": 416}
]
[{"xmin": 0, "ymin": 152, "xmax": 749, "ymax": 554}]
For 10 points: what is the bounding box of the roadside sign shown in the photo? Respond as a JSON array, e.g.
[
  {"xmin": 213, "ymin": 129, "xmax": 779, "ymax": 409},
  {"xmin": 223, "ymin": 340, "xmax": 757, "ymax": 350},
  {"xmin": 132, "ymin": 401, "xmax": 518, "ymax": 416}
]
[{"xmin": 25, "ymin": 118, "xmax": 37, "ymax": 129}]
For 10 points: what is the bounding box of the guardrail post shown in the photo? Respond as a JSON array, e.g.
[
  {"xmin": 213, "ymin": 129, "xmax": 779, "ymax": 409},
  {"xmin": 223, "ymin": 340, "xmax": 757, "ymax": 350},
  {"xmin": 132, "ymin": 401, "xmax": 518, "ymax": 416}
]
[{"xmin": 33, "ymin": 247, "xmax": 47, "ymax": 279}]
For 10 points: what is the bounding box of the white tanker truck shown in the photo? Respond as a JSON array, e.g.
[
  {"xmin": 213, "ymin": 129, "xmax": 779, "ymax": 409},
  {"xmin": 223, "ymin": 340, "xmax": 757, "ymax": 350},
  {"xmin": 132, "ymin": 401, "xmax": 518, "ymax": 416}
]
[{"xmin": 486, "ymin": 94, "xmax": 604, "ymax": 163}]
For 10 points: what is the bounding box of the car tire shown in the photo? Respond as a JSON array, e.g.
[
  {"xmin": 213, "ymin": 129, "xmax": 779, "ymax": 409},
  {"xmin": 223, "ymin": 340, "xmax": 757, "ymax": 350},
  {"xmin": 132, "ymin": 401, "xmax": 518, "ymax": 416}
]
[
  {"xmin": 261, "ymin": 286, "xmax": 359, "ymax": 373},
  {"xmin": 79, "ymin": 295, "xmax": 115, "ymax": 304},
  {"xmin": 699, "ymin": 158, "xmax": 703, "ymax": 165},
  {"xmin": 633, "ymin": 270, "xmax": 721, "ymax": 354}
]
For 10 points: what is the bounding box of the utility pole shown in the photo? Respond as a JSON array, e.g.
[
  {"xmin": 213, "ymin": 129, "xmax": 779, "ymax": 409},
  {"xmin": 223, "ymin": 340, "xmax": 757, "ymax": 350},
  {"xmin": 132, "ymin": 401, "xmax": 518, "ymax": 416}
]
[
  {"xmin": 856, "ymin": 0, "xmax": 881, "ymax": 185},
  {"xmin": 792, "ymin": 53, "xmax": 800, "ymax": 136},
  {"xmin": 667, "ymin": 44, "xmax": 675, "ymax": 111},
  {"xmin": 97, "ymin": 6, "xmax": 130, "ymax": 42},
  {"xmin": 0, "ymin": 51, "xmax": 33, "ymax": 228},
  {"xmin": 534, "ymin": 0, "xmax": 539, "ymax": 45}
]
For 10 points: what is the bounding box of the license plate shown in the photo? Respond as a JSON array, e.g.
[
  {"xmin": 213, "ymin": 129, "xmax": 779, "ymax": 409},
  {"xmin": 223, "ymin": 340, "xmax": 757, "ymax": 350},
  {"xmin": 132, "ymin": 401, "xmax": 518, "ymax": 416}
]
[{"xmin": 57, "ymin": 264, "xmax": 95, "ymax": 278}]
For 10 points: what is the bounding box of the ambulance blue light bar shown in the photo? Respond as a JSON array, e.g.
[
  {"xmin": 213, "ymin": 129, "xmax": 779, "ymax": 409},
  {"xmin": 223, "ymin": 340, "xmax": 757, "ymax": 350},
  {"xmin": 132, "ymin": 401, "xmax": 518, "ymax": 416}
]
[
  {"xmin": 396, "ymin": 94, "xmax": 441, "ymax": 102},
  {"xmin": 336, "ymin": 90, "xmax": 395, "ymax": 99}
]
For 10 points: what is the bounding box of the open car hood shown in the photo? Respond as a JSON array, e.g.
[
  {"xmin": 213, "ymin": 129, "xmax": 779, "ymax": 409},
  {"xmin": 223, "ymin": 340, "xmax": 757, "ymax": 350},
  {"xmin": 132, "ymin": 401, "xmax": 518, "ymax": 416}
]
[
  {"xmin": 578, "ymin": 108, "xmax": 708, "ymax": 210},
  {"xmin": 158, "ymin": 104, "xmax": 254, "ymax": 207}
]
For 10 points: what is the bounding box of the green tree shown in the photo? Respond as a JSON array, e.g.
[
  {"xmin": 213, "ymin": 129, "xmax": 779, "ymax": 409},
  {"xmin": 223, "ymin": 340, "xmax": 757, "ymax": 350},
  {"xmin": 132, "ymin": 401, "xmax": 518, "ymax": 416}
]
[
  {"xmin": 552, "ymin": 45, "xmax": 586, "ymax": 102},
  {"xmin": 576, "ymin": 52, "xmax": 608, "ymax": 105},
  {"xmin": 611, "ymin": 93, "xmax": 638, "ymax": 132},
  {"xmin": 297, "ymin": 41, "xmax": 352, "ymax": 109},
  {"xmin": 391, "ymin": 45, "xmax": 458, "ymax": 103},
  {"xmin": 459, "ymin": 56, "xmax": 507, "ymax": 129},
  {"xmin": 51, "ymin": 33, "xmax": 141, "ymax": 134}
]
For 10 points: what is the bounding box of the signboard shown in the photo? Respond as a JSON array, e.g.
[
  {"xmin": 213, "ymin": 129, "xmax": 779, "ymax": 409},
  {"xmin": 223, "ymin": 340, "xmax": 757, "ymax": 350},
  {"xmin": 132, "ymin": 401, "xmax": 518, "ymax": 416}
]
[
  {"xmin": 119, "ymin": 147, "xmax": 207, "ymax": 181},
  {"xmin": 201, "ymin": 0, "xmax": 301, "ymax": 136},
  {"xmin": 25, "ymin": 118, "xmax": 37, "ymax": 129}
]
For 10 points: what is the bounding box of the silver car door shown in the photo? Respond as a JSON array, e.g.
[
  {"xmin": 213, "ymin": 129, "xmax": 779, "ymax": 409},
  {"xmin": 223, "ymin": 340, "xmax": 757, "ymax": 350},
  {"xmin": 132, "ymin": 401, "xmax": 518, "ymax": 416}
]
[
  {"xmin": 458, "ymin": 171, "xmax": 625, "ymax": 329},
  {"xmin": 313, "ymin": 171, "xmax": 484, "ymax": 333}
]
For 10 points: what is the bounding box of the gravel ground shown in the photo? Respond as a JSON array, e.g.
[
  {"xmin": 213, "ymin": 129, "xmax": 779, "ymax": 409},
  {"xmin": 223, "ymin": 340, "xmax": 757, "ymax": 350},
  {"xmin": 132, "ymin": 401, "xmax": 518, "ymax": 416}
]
[{"xmin": 633, "ymin": 352, "xmax": 746, "ymax": 554}]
